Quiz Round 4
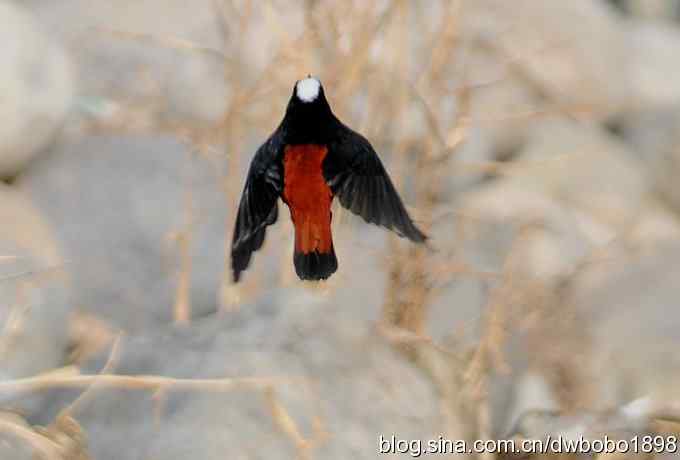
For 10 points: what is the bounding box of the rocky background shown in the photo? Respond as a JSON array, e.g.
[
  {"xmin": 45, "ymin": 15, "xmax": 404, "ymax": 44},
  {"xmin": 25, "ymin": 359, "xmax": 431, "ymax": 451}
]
[{"xmin": 2, "ymin": 0, "xmax": 680, "ymax": 458}]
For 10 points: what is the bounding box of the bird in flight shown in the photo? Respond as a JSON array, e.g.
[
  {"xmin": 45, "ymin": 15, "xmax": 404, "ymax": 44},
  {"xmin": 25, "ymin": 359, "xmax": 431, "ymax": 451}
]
[{"xmin": 231, "ymin": 76, "xmax": 427, "ymax": 282}]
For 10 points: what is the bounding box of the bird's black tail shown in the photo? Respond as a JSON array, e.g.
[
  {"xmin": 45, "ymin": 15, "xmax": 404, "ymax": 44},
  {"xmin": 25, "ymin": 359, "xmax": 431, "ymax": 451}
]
[{"xmin": 293, "ymin": 247, "xmax": 338, "ymax": 281}]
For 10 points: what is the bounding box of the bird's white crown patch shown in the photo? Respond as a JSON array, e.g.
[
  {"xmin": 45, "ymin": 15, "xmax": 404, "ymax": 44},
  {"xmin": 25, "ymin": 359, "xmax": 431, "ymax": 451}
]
[{"xmin": 296, "ymin": 77, "xmax": 321, "ymax": 103}]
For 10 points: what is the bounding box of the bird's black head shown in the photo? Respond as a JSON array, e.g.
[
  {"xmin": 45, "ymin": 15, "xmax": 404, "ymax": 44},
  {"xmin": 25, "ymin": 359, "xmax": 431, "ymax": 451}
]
[{"xmin": 281, "ymin": 76, "xmax": 337, "ymax": 144}]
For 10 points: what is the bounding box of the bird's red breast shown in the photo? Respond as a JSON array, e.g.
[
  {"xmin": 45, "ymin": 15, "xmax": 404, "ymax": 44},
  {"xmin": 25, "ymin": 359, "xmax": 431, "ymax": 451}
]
[{"xmin": 282, "ymin": 144, "xmax": 333, "ymax": 254}]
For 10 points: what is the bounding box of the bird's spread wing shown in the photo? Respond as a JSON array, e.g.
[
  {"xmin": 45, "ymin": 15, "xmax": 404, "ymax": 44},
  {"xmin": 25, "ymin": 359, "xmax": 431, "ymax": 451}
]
[
  {"xmin": 231, "ymin": 133, "xmax": 284, "ymax": 282},
  {"xmin": 324, "ymin": 125, "xmax": 427, "ymax": 242}
]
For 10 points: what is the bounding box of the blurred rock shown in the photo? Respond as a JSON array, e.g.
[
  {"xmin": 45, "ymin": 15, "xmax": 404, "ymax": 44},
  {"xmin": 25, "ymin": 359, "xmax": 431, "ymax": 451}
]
[
  {"xmin": 450, "ymin": 0, "xmax": 631, "ymax": 161},
  {"xmin": 571, "ymin": 243, "xmax": 680, "ymax": 408},
  {"xmin": 459, "ymin": 179, "xmax": 592, "ymax": 280},
  {"xmin": 503, "ymin": 373, "xmax": 560, "ymax": 437},
  {"xmin": 511, "ymin": 120, "xmax": 680, "ymax": 248},
  {"xmin": 19, "ymin": 135, "xmax": 229, "ymax": 332},
  {"xmin": 0, "ymin": 444, "xmax": 31, "ymax": 460},
  {"xmin": 0, "ymin": 2, "xmax": 74, "ymax": 178},
  {"xmin": 0, "ymin": 412, "xmax": 34, "ymax": 460},
  {"xmin": 621, "ymin": 105, "xmax": 680, "ymax": 164},
  {"xmin": 456, "ymin": 119, "xmax": 680, "ymax": 286},
  {"xmin": 30, "ymin": 289, "xmax": 439, "ymax": 460},
  {"xmin": 24, "ymin": 0, "xmax": 229, "ymax": 122},
  {"xmin": 464, "ymin": 53, "xmax": 545, "ymax": 157},
  {"xmin": 0, "ymin": 184, "xmax": 71, "ymax": 407},
  {"xmin": 22, "ymin": 0, "xmax": 303, "ymax": 123},
  {"xmin": 616, "ymin": 0, "xmax": 680, "ymax": 19},
  {"xmin": 465, "ymin": 0, "xmax": 628, "ymax": 119},
  {"xmin": 404, "ymin": 121, "xmax": 677, "ymax": 423},
  {"xmin": 614, "ymin": 105, "xmax": 680, "ymax": 218},
  {"xmin": 510, "ymin": 404, "xmax": 653, "ymax": 446},
  {"xmin": 0, "ymin": 411, "xmax": 89, "ymax": 460},
  {"xmin": 627, "ymin": 20, "xmax": 680, "ymax": 109},
  {"xmin": 515, "ymin": 120, "xmax": 646, "ymax": 220}
]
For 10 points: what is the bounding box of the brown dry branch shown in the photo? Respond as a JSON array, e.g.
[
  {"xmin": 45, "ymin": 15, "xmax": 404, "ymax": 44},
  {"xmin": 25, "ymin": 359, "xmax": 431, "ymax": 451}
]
[
  {"xmin": 0, "ymin": 261, "xmax": 71, "ymax": 362},
  {"xmin": 380, "ymin": 1, "xmax": 485, "ymax": 341},
  {"xmin": 0, "ymin": 373, "xmax": 301, "ymax": 396},
  {"xmin": 169, "ymin": 221, "xmax": 193, "ymax": 325},
  {"xmin": 0, "ymin": 368, "xmax": 313, "ymax": 454},
  {"xmin": 265, "ymin": 386, "xmax": 327, "ymax": 460},
  {"xmin": 56, "ymin": 334, "xmax": 123, "ymax": 422},
  {"xmin": 0, "ymin": 411, "xmax": 90, "ymax": 460},
  {"xmin": 1, "ymin": 332, "xmax": 301, "ymax": 427},
  {"xmin": 35, "ymin": 415, "xmax": 90, "ymax": 460},
  {"xmin": 68, "ymin": 313, "xmax": 119, "ymax": 365},
  {"xmin": 375, "ymin": 321, "xmax": 460, "ymax": 359},
  {"xmin": 0, "ymin": 414, "xmax": 63, "ymax": 460},
  {"xmin": 168, "ymin": 148, "xmax": 202, "ymax": 325},
  {"xmin": 91, "ymin": 26, "xmax": 232, "ymax": 63},
  {"xmin": 0, "ymin": 302, "xmax": 30, "ymax": 362},
  {"xmin": 0, "ymin": 261, "xmax": 70, "ymax": 285},
  {"xmin": 382, "ymin": 85, "xmax": 468, "ymax": 337},
  {"xmin": 326, "ymin": 1, "xmax": 401, "ymax": 110},
  {"xmin": 460, "ymin": 223, "xmax": 560, "ymax": 460}
]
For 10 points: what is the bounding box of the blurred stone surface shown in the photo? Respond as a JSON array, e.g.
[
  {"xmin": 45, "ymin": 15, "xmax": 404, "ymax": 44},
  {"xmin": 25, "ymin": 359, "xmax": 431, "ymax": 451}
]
[
  {"xmin": 0, "ymin": 444, "xmax": 31, "ymax": 460},
  {"xmin": 465, "ymin": 0, "xmax": 628, "ymax": 117},
  {"xmin": 27, "ymin": 289, "xmax": 439, "ymax": 460},
  {"xmin": 569, "ymin": 243, "xmax": 680, "ymax": 408},
  {"xmin": 19, "ymin": 135, "xmax": 229, "ymax": 331},
  {"xmin": 22, "ymin": 0, "xmax": 303, "ymax": 123},
  {"xmin": 449, "ymin": 118, "xmax": 680, "ymax": 405},
  {"xmin": 449, "ymin": 0, "xmax": 631, "ymax": 162},
  {"xmin": 0, "ymin": 184, "xmax": 71, "ymax": 409},
  {"xmin": 24, "ymin": 0, "xmax": 228, "ymax": 122},
  {"xmin": 511, "ymin": 120, "xmax": 680, "ymax": 247},
  {"xmin": 503, "ymin": 373, "xmax": 560, "ymax": 436},
  {"xmin": 619, "ymin": 104, "xmax": 680, "ymax": 217},
  {"xmin": 617, "ymin": 0, "xmax": 680, "ymax": 19},
  {"xmin": 459, "ymin": 179, "xmax": 592, "ymax": 280},
  {"xmin": 0, "ymin": 413, "xmax": 34, "ymax": 460},
  {"xmin": 456, "ymin": 119, "xmax": 680, "ymax": 291},
  {"xmin": 514, "ymin": 120, "xmax": 646, "ymax": 219},
  {"xmin": 627, "ymin": 20, "xmax": 680, "ymax": 109},
  {"xmin": 0, "ymin": 2, "xmax": 74, "ymax": 178}
]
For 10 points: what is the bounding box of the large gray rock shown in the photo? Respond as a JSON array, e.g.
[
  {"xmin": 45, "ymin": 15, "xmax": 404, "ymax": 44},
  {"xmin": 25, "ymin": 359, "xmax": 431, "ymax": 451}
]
[
  {"xmin": 512, "ymin": 120, "xmax": 679, "ymax": 248},
  {"xmin": 16, "ymin": 133, "xmax": 432, "ymax": 335},
  {"xmin": 0, "ymin": 2, "xmax": 74, "ymax": 178},
  {"xmin": 26, "ymin": 289, "xmax": 439, "ymax": 460},
  {"xmin": 457, "ymin": 119, "xmax": 680, "ymax": 294},
  {"xmin": 24, "ymin": 0, "xmax": 228, "ymax": 122},
  {"xmin": 19, "ymin": 135, "xmax": 229, "ymax": 331},
  {"xmin": 627, "ymin": 20, "xmax": 680, "ymax": 110},
  {"xmin": 464, "ymin": 0, "xmax": 628, "ymax": 117},
  {"xmin": 617, "ymin": 105, "xmax": 680, "ymax": 217},
  {"xmin": 616, "ymin": 0, "xmax": 680, "ymax": 19},
  {"xmin": 445, "ymin": 120, "xmax": 680, "ymax": 433},
  {"xmin": 22, "ymin": 0, "xmax": 304, "ymax": 123},
  {"xmin": 495, "ymin": 244, "xmax": 680, "ymax": 436},
  {"xmin": 572, "ymin": 243, "xmax": 680, "ymax": 408},
  {"xmin": 0, "ymin": 184, "xmax": 71, "ymax": 408},
  {"xmin": 444, "ymin": 0, "xmax": 630, "ymax": 161},
  {"xmin": 0, "ymin": 412, "xmax": 34, "ymax": 460}
]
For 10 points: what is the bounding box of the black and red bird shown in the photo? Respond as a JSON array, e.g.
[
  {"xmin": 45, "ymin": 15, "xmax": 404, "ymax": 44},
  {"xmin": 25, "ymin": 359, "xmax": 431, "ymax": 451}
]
[{"xmin": 231, "ymin": 76, "xmax": 427, "ymax": 282}]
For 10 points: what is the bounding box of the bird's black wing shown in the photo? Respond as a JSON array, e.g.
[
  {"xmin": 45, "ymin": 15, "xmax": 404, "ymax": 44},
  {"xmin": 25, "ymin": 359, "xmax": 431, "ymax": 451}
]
[
  {"xmin": 231, "ymin": 131, "xmax": 284, "ymax": 282},
  {"xmin": 324, "ymin": 124, "xmax": 427, "ymax": 242}
]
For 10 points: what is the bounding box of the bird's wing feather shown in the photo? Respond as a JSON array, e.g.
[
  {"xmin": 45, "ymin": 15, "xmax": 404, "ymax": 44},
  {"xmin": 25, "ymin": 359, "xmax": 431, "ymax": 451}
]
[
  {"xmin": 324, "ymin": 124, "xmax": 427, "ymax": 242},
  {"xmin": 231, "ymin": 131, "xmax": 284, "ymax": 282}
]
